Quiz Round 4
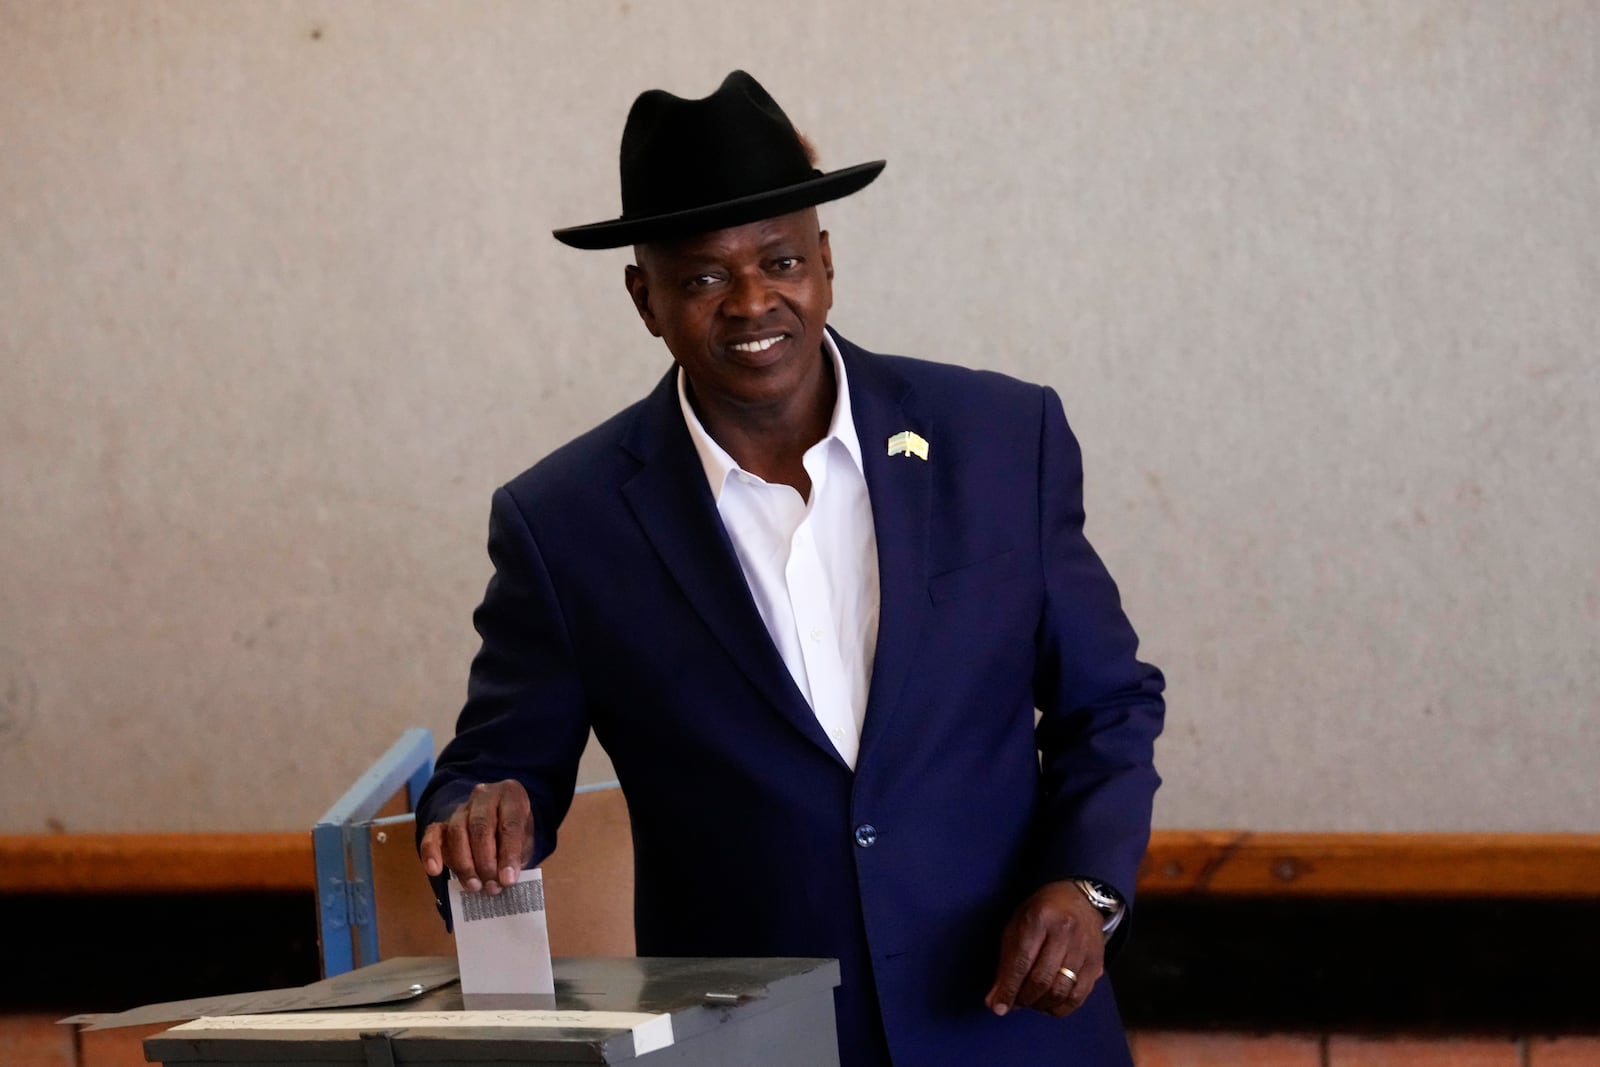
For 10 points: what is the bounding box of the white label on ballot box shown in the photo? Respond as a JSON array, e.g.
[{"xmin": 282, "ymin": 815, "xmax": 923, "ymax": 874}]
[
  {"xmin": 173, "ymin": 1010, "xmax": 675, "ymax": 1055},
  {"xmin": 446, "ymin": 867, "xmax": 555, "ymax": 995}
]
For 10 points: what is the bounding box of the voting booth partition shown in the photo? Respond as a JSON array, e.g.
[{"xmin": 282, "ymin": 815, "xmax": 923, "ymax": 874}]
[
  {"xmin": 311, "ymin": 728, "xmax": 449, "ymax": 977},
  {"xmin": 311, "ymin": 729, "xmax": 636, "ymax": 977}
]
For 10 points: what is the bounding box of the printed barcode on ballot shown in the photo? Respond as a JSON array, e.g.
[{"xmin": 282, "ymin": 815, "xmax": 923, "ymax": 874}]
[{"xmin": 460, "ymin": 877, "xmax": 545, "ymax": 922}]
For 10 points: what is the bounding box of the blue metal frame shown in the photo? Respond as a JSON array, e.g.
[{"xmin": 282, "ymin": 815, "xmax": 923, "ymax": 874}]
[{"xmin": 312, "ymin": 727, "xmax": 435, "ymax": 977}]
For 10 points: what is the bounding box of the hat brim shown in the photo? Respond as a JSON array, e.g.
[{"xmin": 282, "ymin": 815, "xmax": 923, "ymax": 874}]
[{"xmin": 552, "ymin": 160, "xmax": 886, "ymax": 250}]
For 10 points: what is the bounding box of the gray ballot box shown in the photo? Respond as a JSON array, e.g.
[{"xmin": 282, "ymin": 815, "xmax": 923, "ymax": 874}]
[{"xmin": 142, "ymin": 956, "xmax": 841, "ymax": 1067}]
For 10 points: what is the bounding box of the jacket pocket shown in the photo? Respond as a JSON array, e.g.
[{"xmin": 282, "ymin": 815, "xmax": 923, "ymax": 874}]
[{"xmin": 928, "ymin": 548, "xmax": 1024, "ymax": 604}]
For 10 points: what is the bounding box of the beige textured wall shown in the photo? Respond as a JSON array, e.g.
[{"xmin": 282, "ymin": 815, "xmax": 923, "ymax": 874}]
[{"xmin": 1, "ymin": 2, "xmax": 1595, "ymax": 834}]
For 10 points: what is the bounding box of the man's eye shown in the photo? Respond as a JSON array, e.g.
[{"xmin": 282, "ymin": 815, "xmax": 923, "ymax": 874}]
[
  {"xmin": 687, "ymin": 273, "xmax": 722, "ymax": 289},
  {"xmin": 772, "ymin": 257, "xmax": 800, "ymax": 272}
]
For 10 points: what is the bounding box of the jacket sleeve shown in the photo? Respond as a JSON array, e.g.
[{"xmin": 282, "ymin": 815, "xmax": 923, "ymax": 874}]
[
  {"xmin": 1028, "ymin": 385, "xmax": 1166, "ymax": 947},
  {"xmin": 414, "ymin": 484, "xmax": 594, "ymax": 907}
]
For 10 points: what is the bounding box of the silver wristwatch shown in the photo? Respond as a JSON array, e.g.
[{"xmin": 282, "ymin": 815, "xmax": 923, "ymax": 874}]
[{"xmin": 1073, "ymin": 878, "xmax": 1123, "ymax": 934}]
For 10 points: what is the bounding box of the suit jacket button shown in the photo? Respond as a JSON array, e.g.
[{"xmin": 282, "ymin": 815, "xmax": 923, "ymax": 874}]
[{"xmin": 854, "ymin": 824, "xmax": 878, "ymax": 848}]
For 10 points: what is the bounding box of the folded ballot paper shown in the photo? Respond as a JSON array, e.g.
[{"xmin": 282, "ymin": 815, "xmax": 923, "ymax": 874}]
[{"xmin": 446, "ymin": 867, "xmax": 556, "ymax": 996}]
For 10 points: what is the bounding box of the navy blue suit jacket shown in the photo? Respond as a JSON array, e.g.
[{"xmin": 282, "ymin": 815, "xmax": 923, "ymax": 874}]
[{"xmin": 419, "ymin": 330, "xmax": 1165, "ymax": 1066}]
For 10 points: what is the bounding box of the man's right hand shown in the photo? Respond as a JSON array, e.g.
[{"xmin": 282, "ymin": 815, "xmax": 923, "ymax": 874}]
[{"xmin": 418, "ymin": 779, "xmax": 534, "ymax": 895}]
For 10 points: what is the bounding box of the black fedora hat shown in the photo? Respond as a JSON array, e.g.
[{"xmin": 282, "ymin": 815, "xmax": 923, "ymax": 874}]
[{"xmin": 552, "ymin": 70, "xmax": 885, "ymax": 250}]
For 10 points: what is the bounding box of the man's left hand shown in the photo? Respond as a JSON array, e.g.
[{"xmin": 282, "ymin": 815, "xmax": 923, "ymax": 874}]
[{"xmin": 984, "ymin": 880, "xmax": 1105, "ymax": 1018}]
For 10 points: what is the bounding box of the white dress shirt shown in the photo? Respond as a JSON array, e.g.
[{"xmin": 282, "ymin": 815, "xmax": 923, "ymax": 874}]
[{"xmin": 676, "ymin": 331, "xmax": 879, "ymax": 768}]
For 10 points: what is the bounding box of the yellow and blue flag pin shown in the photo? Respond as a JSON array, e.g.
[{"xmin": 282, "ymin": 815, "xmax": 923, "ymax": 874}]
[{"xmin": 886, "ymin": 430, "xmax": 929, "ymax": 461}]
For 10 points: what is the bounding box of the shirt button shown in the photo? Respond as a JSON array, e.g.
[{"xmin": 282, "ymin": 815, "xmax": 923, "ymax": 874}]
[
  {"xmin": 809, "ymin": 627, "xmax": 824, "ymax": 642},
  {"xmin": 854, "ymin": 824, "xmax": 878, "ymax": 848}
]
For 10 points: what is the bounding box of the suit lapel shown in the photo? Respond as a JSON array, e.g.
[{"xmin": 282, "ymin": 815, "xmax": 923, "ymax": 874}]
[
  {"xmin": 839, "ymin": 336, "xmax": 934, "ymax": 769},
  {"xmin": 620, "ymin": 369, "xmax": 847, "ymax": 761}
]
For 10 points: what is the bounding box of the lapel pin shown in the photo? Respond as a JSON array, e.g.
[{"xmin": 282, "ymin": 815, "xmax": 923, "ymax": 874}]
[{"xmin": 886, "ymin": 430, "xmax": 929, "ymax": 461}]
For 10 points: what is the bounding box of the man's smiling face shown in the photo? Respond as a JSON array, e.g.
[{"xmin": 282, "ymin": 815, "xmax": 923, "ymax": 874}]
[{"xmin": 625, "ymin": 208, "xmax": 834, "ymax": 424}]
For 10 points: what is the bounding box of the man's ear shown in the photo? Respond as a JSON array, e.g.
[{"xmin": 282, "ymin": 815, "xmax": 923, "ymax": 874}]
[
  {"xmin": 819, "ymin": 230, "xmax": 834, "ymax": 281},
  {"xmin": 624, "ymin": 264, "xmax": 662, "ymax": 337}
]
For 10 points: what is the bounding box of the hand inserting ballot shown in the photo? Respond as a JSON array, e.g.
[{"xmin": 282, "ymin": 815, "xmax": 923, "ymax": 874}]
[{"xmin": 418, "ymin": 779, "xmax": 535, "ymax": 895}]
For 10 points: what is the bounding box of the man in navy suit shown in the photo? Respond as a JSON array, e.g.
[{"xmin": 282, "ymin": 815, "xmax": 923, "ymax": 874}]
[{"xmin": 417, "ymin": 71, "xmax": 1164, "ymax": 1066}]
